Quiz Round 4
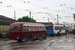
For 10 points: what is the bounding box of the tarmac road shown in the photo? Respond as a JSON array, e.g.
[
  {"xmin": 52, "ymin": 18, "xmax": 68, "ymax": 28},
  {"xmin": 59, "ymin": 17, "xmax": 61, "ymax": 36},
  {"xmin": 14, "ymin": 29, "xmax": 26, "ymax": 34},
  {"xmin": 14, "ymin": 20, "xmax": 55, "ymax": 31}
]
[{"xmin": 0, "ymin": 33, "xmax": 75, "ymax": 50}]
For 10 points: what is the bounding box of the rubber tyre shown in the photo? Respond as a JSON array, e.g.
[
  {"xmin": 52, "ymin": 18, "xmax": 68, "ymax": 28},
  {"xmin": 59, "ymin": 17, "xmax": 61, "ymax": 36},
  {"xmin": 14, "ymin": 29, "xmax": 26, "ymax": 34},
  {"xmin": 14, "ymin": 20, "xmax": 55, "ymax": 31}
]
[
  {"xmin": 65, "ymin": 31, "xmax": 68, "ymax": 35},
  {"xmin": 35, "ymin": 38, "xmax": 38, "ymax": 40},
  {"xmin": 43, "ymin": 33, "xmax": 46, "ymax": 39},
  {"xmin": 17, "ymin": 40, "xmax": 22, "ymax": 42},
  {"xmin": 28, "ymin": 34, "xmax": 32, "ymax": 40},
  {"xmin": 57, "ymin": 32, "xmax": 60, "ymax": 36}
]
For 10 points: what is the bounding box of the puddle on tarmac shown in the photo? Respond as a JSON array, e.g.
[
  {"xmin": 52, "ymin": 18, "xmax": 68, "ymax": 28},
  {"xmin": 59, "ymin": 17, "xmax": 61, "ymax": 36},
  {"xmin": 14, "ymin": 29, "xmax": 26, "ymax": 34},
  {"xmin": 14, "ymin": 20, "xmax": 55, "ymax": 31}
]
[{"xmin": 73, "ymin": 37, "xmax": 75, "ymax": 39}]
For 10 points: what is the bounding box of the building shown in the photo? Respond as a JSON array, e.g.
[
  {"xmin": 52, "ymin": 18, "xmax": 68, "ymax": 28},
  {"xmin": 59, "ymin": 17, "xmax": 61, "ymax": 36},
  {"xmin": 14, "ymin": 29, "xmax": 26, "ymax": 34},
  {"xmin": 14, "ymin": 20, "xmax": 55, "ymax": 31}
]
[
  {"xmin": 0, "ymin": 15, "xmax": 16, "ymax": 25},
  {"xmin": 62, "ymin": 22, "xmax": 75, "ymax": 33},
  {"xmin": 62, "ymin": 22, "xmax": 75, "ymax": 29},
  {"xmin": 0, "ymin": 15, "xmax": 16, "ymax": 38}
]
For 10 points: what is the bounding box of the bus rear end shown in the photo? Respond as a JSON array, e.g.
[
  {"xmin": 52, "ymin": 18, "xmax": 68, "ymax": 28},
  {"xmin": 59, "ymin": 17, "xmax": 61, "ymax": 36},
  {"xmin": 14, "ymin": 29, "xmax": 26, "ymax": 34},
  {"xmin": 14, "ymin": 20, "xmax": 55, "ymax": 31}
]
[
  {"xmin": 9, "ymin": 23, "xmax": 22, "ymax": 40},
  {"xmin": 46, "ymin": 25, "xmax": 54, "ymax": 34}
]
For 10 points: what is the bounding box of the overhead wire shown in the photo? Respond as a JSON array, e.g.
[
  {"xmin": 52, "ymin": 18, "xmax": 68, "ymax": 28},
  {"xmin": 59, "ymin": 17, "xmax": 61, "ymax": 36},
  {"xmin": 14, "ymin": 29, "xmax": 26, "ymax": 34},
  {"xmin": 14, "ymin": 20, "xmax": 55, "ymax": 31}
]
[
  {"xmin": 47, "ymin": 13, "xmax": 57, "ymax": 23},
  {"xmin": 53, "ymin": 0, "xmax": 75, "ymax": 19},
  {"xmin": 16, "ymin": 0, "xmax": 57, "ymax": 23},
  {"xmin": 53, "ymin": 0, "xmax": 60, "ymax": 4},
  {"xmin": 23, "ymin": 1, "xmax": 58, "ymax": 23},
  {"xmin": 0, "ymin": 0, "xmax": 63, "ymax": 23}
]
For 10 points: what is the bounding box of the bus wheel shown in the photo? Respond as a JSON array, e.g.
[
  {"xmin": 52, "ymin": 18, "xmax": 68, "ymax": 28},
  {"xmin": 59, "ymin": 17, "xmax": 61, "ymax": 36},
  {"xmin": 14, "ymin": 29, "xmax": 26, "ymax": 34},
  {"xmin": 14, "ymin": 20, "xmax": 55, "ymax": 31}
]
[
  {"xmin": 28, "ymin": 34, "xmax": 32, "ymax": 40},
  {"xmin": 65, "ymin": 31, "xmax": 68, "ymax": 35},
  {"xmin": 65, "ymin": 32, "xmax": 67, "ymax": 35},
  {"xmin": 57, "ymin": 32, "xmax": 60, "ymax": 36},
  {"xmin": 17, "ymin": 40, "xmax": 22, "ymax": 42},
  {"xmin": 50, "ymin": 34, "xmax": 54, "ymax": 36},
  {"xmin": 43, "ymin": 33, "xmax": 46, "ymax": 39},
  {"xmin": 35, "ymin": 38, "xmax": 38, "ymax": 40}
]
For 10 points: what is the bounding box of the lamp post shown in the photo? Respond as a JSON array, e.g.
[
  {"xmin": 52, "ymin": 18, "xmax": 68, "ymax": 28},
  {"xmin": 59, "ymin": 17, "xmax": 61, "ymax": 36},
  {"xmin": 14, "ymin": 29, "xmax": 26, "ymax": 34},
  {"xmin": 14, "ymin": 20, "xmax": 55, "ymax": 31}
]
[
  {"xmin": 48, "ymin": 18, "xmax": 49, "ymax": 22},
  {"xmin": 7, "ymin": 5, "xmax": 16, "ymax": 20},
  {"xmin": 14, "ymin": 10, "xmax": 16, "ymax": 20},
  {"xmin": 23, "ymin": 1, "xmax": 31, "ymax": 22},
  {"xmin": 29, "ymin": 11, "xmax": 31, "ymax": 22},
  {"xmin": 0, "ymin": 2, "xmax": 2, "ymax": 4},
  {"xmin": 57, "ymin": 14, "xmax": 61, "ymax": 25},
  {"xmin": 43, "ymin": 17, "xmax": 49, "ymax": 23}
]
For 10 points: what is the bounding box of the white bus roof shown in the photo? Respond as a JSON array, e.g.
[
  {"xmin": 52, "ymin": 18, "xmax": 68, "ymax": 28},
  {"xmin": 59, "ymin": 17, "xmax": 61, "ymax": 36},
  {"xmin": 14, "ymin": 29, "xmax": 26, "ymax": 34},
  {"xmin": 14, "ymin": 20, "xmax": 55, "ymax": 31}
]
[
  {"xmin": 54, "ymin": 25, "xmax": 64, "ymax": 27},
  {"xmin": 46, "ymin": 25, "xmax": 64, "ymax": 26},
  {"xmin": 23, "ymin": 23, "xmax": 45, "ymax": 26}
]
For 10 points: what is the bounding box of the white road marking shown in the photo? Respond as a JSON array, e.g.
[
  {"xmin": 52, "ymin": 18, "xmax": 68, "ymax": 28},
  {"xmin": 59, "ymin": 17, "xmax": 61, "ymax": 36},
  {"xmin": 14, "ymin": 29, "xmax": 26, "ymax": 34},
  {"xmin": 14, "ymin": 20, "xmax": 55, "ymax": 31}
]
[
  {"xmin": 67, "ymin": 40, "xmax": 72, "ymax": 41},
  {"xmin": 59, "ymin": 40, "xmax": 63, "ymax": 42},
  {"xmin": 51, "ymin": 40, "xmax": 55, "ymax": 42}
]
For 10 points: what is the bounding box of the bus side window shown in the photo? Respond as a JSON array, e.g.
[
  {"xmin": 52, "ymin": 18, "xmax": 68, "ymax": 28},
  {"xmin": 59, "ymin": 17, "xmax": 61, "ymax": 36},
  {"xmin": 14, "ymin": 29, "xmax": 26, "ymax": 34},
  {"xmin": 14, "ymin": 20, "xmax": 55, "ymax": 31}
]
[
  {"xmin": 55, "ymin": 27, "xmax": 59, "ymax": 30},
  {"xmin": 22, "ymin": 26, "xmax": 27, "ymax": 31},
  {"xmin": 33, "ymin": 26, "xmax": 36, "ymax": 31},
  {"xmin": 27, "ymin": 26, "xmax": 31, "ymax": 31},
  {"xmin": 36, "ymin": 26, "xmax": 37, "ymax": 30},
  {"xmin": 37, "ymin": 26, "xmax": 39, "ymax": 30},
  {"xmin": 39, "ymin": 26, "xmax": 42, "ymax": 30},
  {"xmin": 41, "ymin": 26, "xmax": 43, "ymax": 30},
  {"xmin": 59, "ymin": 27, "xmax": 61, "ymax": 32},
  {"xmin": 46, "ymin": 26, "xmax": 49, "ymax": 30},
  {"xmin": 31, "ymin": 26, "xmax": 33, "ymax": 31},
  {"xmin": 42, "ymin": 26, "xmax": 45, "ymax": 30}
]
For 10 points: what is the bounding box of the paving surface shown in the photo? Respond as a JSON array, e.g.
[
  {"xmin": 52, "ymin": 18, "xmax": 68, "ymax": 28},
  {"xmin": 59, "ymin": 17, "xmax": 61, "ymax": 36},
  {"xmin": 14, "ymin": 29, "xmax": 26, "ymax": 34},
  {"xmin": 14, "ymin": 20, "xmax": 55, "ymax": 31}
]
[{"xmin": 0, "ymin": 33, "xmax": 75, "ymax": 50}]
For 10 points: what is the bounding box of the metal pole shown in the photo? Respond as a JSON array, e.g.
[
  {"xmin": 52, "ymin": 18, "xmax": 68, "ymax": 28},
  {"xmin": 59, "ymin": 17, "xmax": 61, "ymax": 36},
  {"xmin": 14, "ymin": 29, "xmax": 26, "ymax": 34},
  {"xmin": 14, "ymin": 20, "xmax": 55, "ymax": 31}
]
[
  {"xmin": 29, "ymin": 11, "xmax": 31, "ymax": 22},
  {"xmin": 57, "ymin": 14, "xmax": 59, "ymax": 25},
  {"xmin": 48, "ymin": 18, "xmax": 49, "ymax": 22},
  {"xmin": 14, "ymin": 10, "xmax": 16, "ymax": 20},
  {"xmin": 32, "ymin": 16, "xmax": 33, "ymax": 19}
]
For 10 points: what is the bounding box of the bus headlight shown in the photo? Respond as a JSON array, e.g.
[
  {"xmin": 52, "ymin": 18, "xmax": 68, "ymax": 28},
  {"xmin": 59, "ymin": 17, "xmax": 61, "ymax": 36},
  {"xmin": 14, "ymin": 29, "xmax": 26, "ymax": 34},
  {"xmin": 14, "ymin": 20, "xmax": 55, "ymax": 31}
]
[{"xmin": 17, "ymin": 37, "xmax": 19, "ymax": 39}]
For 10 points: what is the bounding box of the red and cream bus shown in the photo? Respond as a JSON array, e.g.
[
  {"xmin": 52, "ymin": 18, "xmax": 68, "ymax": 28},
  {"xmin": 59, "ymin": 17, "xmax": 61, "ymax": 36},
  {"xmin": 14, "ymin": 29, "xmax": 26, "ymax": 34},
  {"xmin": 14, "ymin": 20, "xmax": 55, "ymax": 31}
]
[{"xmin": 9, "ymin": 22, "xmax": 46, "ymax": 42}]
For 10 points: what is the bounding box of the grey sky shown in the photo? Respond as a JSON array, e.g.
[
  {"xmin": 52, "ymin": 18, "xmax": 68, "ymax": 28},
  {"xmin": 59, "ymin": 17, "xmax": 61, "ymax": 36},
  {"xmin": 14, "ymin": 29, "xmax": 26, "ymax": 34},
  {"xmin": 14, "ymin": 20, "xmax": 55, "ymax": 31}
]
[{"xmin": 0, "ymin": 0, "xmax": 75, "ymax": 23}]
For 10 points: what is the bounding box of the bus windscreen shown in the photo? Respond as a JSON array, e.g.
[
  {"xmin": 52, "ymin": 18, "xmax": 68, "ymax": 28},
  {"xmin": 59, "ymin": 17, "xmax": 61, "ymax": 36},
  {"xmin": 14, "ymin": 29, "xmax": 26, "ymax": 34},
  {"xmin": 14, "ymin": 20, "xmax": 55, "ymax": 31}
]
[
  {"xmin": 46, "ymin": 26, "xmax": 53, "ymax": 30},
  {"xmin": 10, "ymin": 26, "xmax": 19, "ymax": 31}
]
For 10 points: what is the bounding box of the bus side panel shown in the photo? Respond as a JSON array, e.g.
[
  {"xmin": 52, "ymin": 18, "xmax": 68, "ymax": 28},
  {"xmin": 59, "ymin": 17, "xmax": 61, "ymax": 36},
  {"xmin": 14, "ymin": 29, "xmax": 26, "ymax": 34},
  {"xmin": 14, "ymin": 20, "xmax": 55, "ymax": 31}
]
[
  {"xmin": 22, "ymin": 31, "xmax": 46, "ymax": 39},
  {"xmin": 9, "ymin": 31, "xmax": 22, "ymax": 40},
  {"xmin": 54, "ymin": 25, "xmax": 66, "ymax": 35},
  {"xmin": 69, "ymin": 29, "xmax": 73, "ymax": 33},
  {"xmin": 73, "ymin": 29, "xmax": 75, "ymax": 34},
  {"xmin": 22, "ymin": 31, "xmax": 28, "ymax": 39},
  {"xmin": 35, "ymin": 31, "xmax": 46, "ymax": 38},
  {"xmin": 22, "ymin": 31, "xmax": 35, "ymax": 39}
]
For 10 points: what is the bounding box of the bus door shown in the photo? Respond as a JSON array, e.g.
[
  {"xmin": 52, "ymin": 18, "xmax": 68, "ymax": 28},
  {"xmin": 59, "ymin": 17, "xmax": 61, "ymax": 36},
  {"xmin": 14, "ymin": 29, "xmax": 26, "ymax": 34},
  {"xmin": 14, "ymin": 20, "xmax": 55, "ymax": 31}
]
[
  {"xmin": 55, "ymin": 27, "xmax": 59, "ymax": 34},
  {"xmin": 22, "ymin": 26, "xmax": 31, "ymax": 39},
  {"xmin": 22, "ymin": 26, "xmax": 28, "ymax": 39},
  {"xmin": 59, "ymin": 27, "xmax": 65, "ymax": 34},
  {"xmin": 59, "ymin": 27, "xmax": 61, "ymax": 32}
]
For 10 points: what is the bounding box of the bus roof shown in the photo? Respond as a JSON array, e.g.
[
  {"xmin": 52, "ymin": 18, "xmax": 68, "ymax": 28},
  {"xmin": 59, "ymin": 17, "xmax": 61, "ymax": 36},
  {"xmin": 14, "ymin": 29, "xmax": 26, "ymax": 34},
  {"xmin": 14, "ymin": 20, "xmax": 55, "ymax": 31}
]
[
  {"xmin": 10, "ymin": 22, "xmax": 45, "ymax": 26},
  {"xmin": 46, "ymin": 25, "xmax": 64, "ymax": 27},
  {"xmin": 53, "ymin": 25, "xmax": 63, "ymax": 26}
]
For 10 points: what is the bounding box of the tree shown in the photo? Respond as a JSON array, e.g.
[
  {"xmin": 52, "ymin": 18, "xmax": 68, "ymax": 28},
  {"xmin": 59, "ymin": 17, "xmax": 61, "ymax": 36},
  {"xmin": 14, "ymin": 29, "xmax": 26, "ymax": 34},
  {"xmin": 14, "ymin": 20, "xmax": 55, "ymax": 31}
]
[
  {"xmin": 73, "ymin": 14, "xmax": 75, "ymax": 22},
  {"xmin": 17, "ymin": 16, "xmax": 36, "ymax": 22}
]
